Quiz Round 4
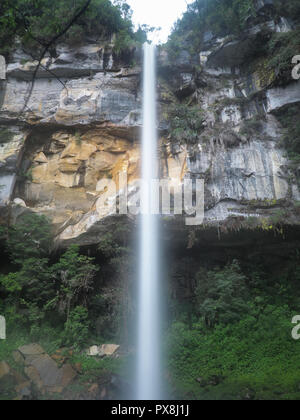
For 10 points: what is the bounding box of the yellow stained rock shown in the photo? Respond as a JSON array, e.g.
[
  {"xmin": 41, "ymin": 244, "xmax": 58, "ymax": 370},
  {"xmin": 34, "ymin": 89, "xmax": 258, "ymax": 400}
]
[
  {"xmin": 61, "ymin": 140, "xmax": 97, "ymax": 160},
  {"xmin": 34, "ymin": 152, "xmax": 48, "ymax": 164}
]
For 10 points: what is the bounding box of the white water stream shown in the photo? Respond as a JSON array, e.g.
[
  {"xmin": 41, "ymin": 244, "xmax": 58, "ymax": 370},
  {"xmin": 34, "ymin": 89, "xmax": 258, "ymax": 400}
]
[{"xmin": 136, "ymin": 43, "xmax": 161, "ymax": 400}]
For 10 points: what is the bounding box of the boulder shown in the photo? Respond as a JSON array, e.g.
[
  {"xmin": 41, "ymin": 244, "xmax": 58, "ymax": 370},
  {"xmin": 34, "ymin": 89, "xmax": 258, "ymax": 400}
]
[
  {"xmin": 13, "ymin": 198, "xmax": 27, "ymax": 208},
  {"xmin": 26, "ymin": 354, "xmax": 61, "ymax": 388},
  {"xmin": 87, "ymin": 345, "xmax": 100, "ymax": 356},
  {"xmin": 18, "ymin": 343, "xmax": 45, "ymax": 357},
  {"xmin": 24, "ymin": 366, "xmax": 43, "ymax": 391},
  {"xmin": 87, "ymin": 344, "xmax": 120, "ymax": 357},
  {"xmin": 12, "ymin": 350, "xmax": 25, "ymax": 364},
  {"xmin": 99, "ymin": 344, "xmax": 120, "ymax": 357},
  {"xmin": 18, "ymin": 343, "xmax": 78, "ymax": 394},
  {"xmin": 0, "ymin": 361, "xmax": 10, "ymax": 379}
]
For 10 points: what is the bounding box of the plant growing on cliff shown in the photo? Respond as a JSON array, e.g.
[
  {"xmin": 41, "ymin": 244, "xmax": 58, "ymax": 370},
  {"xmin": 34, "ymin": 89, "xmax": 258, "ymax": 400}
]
[
  {"xmin": 167, "ymin": 0, "xmax": 258, "ymax": 56},
  {"xmin": 168, "ymin": 104, "xmax": 205, "ymax": 145},
  {"xmin": 266, "ymin": 29, "xmax": 300, "ymax": 86}
]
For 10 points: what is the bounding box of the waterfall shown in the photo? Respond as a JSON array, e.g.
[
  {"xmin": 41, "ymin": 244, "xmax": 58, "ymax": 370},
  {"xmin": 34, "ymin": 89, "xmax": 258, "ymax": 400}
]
[{"xmin": 136, "ymin": 43, "xmax": 161, "ymax": 400}]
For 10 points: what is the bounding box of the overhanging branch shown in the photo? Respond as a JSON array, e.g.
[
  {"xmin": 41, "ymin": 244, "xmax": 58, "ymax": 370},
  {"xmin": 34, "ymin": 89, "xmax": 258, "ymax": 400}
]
[{"xmin": 19, "ymin": 0, "xmax": 92, "ymax": 116}]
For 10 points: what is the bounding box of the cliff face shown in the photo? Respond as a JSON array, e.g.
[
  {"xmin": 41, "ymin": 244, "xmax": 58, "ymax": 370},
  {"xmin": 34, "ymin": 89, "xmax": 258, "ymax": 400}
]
[
  {"xmin": 157, "ymin": 4, "xmax": 300, "ymax": 228},
  {"xmin": 0, "ymin": 4, "xmax": 299, "ymax": 245},
  {"xmin": 0, "ymin": 41, "xmax": 142, "ymax": 244}
]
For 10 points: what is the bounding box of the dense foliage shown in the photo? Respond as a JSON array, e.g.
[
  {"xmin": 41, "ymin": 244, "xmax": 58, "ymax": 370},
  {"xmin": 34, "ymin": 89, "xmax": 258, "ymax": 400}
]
[
  {"xmin": 1, "ymin": 214, "xmax": 300, "ymax": 399},
  {"xmin": 0, "ymin": 0, "xmax": 147, "ymax": 57},
  {"xmin": 167, "ymin": 104, "xmax": 205, "ymax": 145},
  {"xmin": 0, "ymin": 213, "xmax": 129, "ymax": 349},
  {"xmin": 167, "ymin": 246, "xmax": 300, "ymax": 399},
  {"xmin": 167, "ymin": 0, "xmax": 300, "ymax": 57}
]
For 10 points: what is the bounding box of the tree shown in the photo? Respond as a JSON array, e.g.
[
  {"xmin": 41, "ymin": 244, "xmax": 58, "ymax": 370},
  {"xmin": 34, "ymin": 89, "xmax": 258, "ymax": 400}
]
[
  {"xmin": 51, "ymin": 245, "xmax": 98, "ymax": 320},
  {"xmin": 195, "ymin": 260, "xmax": 250, "ymax": 327},
  {"xmin": 7, "ymin": 213, "xmax": 53, "ymax": 265},
  {"xmin": 64, "ymin": 306, "xmax": 90, "ymax": 349}
]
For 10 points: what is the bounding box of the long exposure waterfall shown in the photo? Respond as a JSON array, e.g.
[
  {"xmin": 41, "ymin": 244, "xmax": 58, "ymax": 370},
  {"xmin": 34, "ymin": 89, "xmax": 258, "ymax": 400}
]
[{"xmin": 136, "ymin": 43, "xmax": 161, "ymax": 400}]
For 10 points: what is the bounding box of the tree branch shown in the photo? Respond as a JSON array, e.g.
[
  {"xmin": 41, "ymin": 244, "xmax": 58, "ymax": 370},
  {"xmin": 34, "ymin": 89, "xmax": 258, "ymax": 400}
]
[{"xmin": 19, "ymin": 0, "xmax": 92, "ymax": 116}]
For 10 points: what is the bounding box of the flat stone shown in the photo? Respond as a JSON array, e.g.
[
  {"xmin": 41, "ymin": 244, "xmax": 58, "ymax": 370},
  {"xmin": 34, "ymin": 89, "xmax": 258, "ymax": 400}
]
[
  {"xmin": 28, "ymin": 354, "xmax": 62, "ymax": 388},
  {"xmin": 99, "ymin": 344, "xmax": 120, "ymax": 357},
  {"xmin": 18, "ymin": 343, "xmax": 45, "ymax": 357},
  {"xmin": 87, "ymin": 344, "xmax": 120, "ymax": 357}
]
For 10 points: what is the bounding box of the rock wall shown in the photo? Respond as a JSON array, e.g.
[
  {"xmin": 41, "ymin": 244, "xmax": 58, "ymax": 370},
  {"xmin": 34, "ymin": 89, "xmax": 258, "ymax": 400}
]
[
  {"xmin": 0, "ymin": 13, "xmax": 299, "ymax": 245},
  {"xmin": 0, "ymin": 41, "xmax": 142, "ymax": 244}
]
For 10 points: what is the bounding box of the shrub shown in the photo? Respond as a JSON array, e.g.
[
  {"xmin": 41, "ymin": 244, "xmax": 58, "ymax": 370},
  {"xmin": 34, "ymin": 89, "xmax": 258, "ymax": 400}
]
[
  {"xmin": 168, "ymin": 104, "xmax": 205, "ymax": 145},
  {"xmin": 7, "ymin": 213, "xmax": 53, "ymax": 265},
  {"xmin": 266, "ymin": 30, "xmax": 300, "ymax": 86},
  {"xmin": 195, "ymin": 260, "xmax": 250, "ymax": 327},
  {"xmin": 64, "ymin": 306, "xmax": 90, "ymax": 349}
]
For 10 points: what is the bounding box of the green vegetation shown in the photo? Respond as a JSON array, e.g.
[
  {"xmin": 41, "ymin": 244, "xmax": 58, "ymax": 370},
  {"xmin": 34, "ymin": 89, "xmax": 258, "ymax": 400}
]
[
  {"xmin": 266, "ymin": 30, "xmax": 300, "ymax": 86},
  {"xmin": 0, "ymin": 0, "xmax": 147, "ymax": 57},
  {"xmin": 0, "ymin": 213, "xmax": 129, "ymax": 350},
  {"xmin": 167, "ymin": 0, "xmax": 259, "ymax": 56},
  {"xmin": 167, "ymin": 251, "xmax": 300, "ymax": 399},
  {"xmin": 167, "ymin": 104, "xmax": 205, "ymax": 145},
  {"xmin": 64, "ymin": 306, "xmax": 90, "ymax": 350},
  {"xmin": 167, "ymin": 306, "xmax": 299, "ymax": 400},
  {"xmin": 1, "ymin": 212, "xmax": 300, "ymax": 400},
  {"xmin": 167, "ymin": 0, "xmax": 300, "ymax": 78}
]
